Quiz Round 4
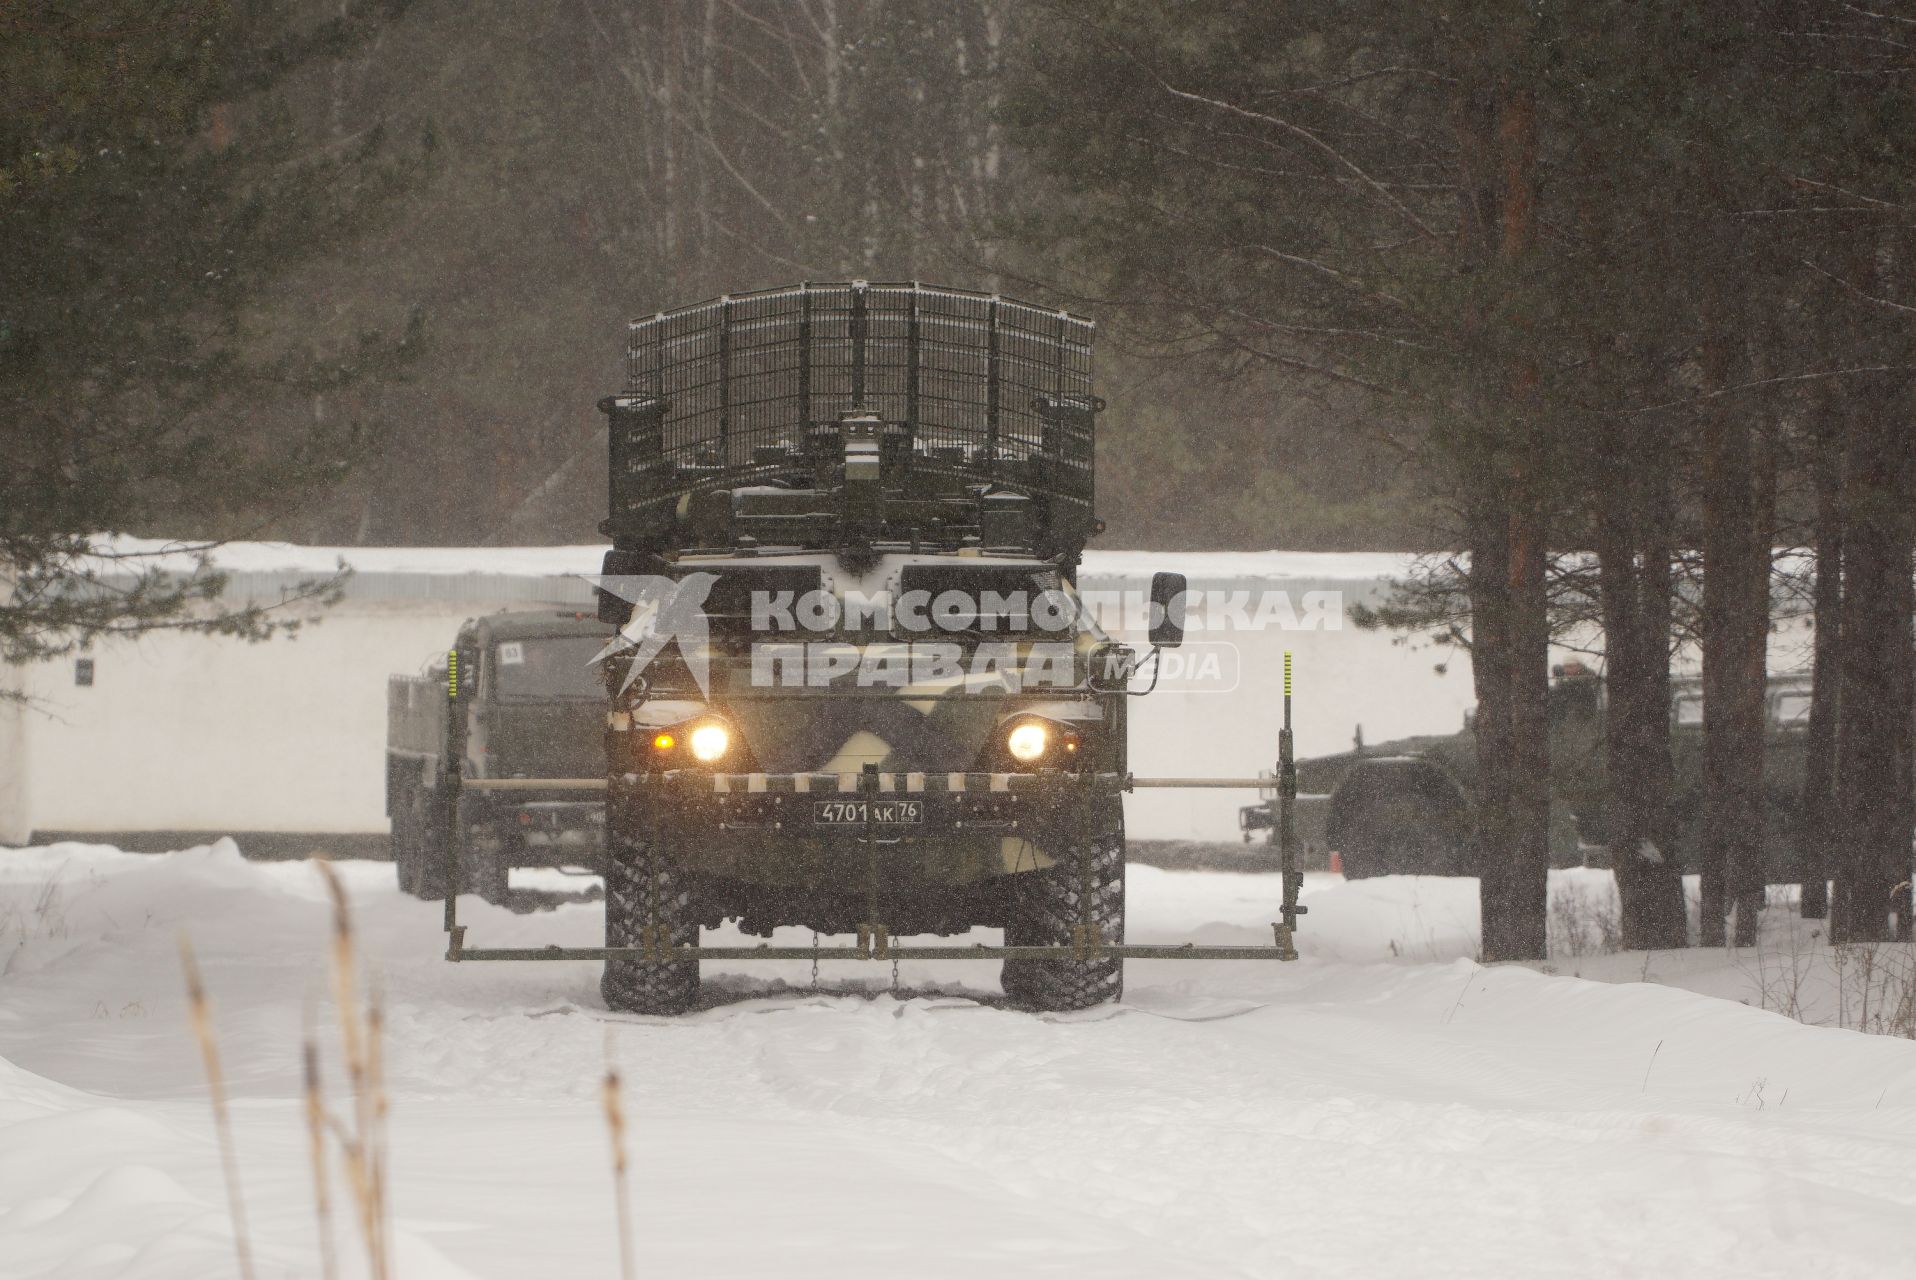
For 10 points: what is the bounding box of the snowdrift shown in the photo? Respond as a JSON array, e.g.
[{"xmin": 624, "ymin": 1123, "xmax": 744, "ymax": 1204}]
[{"xmin": 3, "ymin": 843, "xmax": 1914, "ymax": 1277}]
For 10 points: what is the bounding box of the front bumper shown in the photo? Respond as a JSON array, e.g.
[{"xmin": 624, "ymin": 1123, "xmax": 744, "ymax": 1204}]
[
  {"xmin": 609, "ymin": 769, "xmax": 1116, "ymax": 887},
  {"xmin": 469, "ymin": 795, "xmax": 606, "ymax": 868},
  {"xmin": 512, "ymin": 800, "xmax": 605, "ymax": 851}
]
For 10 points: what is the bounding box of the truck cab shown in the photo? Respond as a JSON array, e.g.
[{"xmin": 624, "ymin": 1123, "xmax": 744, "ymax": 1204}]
[{"xmin": 386, "ymin": 612, "xmax": 610, "ymax": 901}]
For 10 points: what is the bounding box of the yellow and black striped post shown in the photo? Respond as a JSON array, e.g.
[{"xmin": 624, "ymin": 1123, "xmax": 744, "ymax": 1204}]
[
  {"xmin": 442, "ymin": 649, "xmax": 467, "ymax": 936},
  {"xmin": 1276, "ymin": 651, "xmax": 1301, "ymax": 954}
]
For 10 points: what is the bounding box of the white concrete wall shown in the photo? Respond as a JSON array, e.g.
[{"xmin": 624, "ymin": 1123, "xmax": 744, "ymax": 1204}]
[
  {"xmin": 13, "ymin": 572, "xmax": 1482, "ymax": 843},
  {"xmin": 20, "ymin": 601, "xmax": 475, "ymax": 834},
  {"xmin": 1115, "ymin": 619, "xmax": 1475, "ymax": 841},
  {"xmin": 15, "ymin": 544, "xmax": 1825, "ymax": 845},
  {"xmin": 0, "ymin": 673, "xmax": 27, "ymax": 845}
]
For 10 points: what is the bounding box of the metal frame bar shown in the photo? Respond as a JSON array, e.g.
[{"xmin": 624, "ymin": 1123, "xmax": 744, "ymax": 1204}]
[
  {"xmin": 446, "ymin": 937, "xmax": 1295, "ymax": 963},
  {"xmin": 984, "ymin": 296, "xmax": 1000, "ymax": 470},
  {"xmin": 850, "ymin": 280, "xmax": 867, "ymax": 406},
  {"xmin": 458, "ymin": 776, "xmax": 1276, "ymax": 793},
  {"xmin": 442, "ymin": 650, "xmax": 467, "ymax": 936},
  {"xmin": 905, "ymin": 285, "xmax": 921, "ymax": 437},
  {"xmin": 717, "ymin": 295, "xmax": 732, "ymax": 461},
  {"xmin": 797, "ymin": 283, "xmax": 812, "ymax": 428}
]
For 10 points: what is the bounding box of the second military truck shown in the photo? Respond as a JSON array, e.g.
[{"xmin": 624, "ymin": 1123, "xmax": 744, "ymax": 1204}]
[
  {"xmin": 1274, "ymin": 664, "xmax": 1814, "ymax": 880},
  {"xmin": 387, "ymin": 612, "xmax": 610, "ymax": 901}
]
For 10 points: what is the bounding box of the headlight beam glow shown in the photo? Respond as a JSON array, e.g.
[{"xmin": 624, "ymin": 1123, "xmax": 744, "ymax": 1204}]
[
  {"xmin": 689, "ymin": 722, "xmax": 731, "ymax": 763},
  {"xmin": 1006, "ymin": 721, "xmax": 1049, "ymax": 763}
]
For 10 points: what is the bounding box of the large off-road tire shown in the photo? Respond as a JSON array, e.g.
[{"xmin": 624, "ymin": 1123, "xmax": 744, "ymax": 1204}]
[
  {"xmin": 1338, "ymin": 823, "xmax": 1468, "ymax": 879},
  {"xmin": 1329, "ymin": 761, "xmax": 1470, "ymax": 878},
  {"xmin": 600, "ymin": 824, "xmax": 701, "ymax": 1014},
  {"xmin": 1335, "ymin": 838, "xmax": 1386, "ymax": 881},
  {"xmin": 394, "ymin": 777, "xmax": 452, "ymax": 900},
  {"xmin": 463, "ymin": 820, "xmax": 513, "ymax": 907},
  {"xmin": 391, "ymin": 782, "xmax": 418, "ymax": 894},
  {"xmin": 1002, "ymin": 806, "xmax": 1125, "ymax": 1012},
  {"xmin": 400, "ymin": 780, "xmax": 519, "ymax": 903}
]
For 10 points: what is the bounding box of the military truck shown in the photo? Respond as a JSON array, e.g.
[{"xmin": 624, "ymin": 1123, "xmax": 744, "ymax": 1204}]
[
  {"xmin": 585, "ymin": 282, "xmax": 1196, "ymax": 1014},
  {"xmin": 1278, "ymin": 664, "xmax": 1812, "ymax": 879},
  {"xmin": 387, "ymin": 612, "xmax": 609, "ymax": 902}
]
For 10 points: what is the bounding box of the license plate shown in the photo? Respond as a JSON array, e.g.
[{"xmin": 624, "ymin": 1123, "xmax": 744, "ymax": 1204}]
[{"xmin": 812, "ymin": 799, "xmax": 924, "ymax": 826}]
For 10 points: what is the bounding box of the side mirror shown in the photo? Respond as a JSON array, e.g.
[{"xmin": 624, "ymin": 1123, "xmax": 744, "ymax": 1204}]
[{"xmin": 1148, "ymin": 571, "xmax": 1187, "ymax": 649}]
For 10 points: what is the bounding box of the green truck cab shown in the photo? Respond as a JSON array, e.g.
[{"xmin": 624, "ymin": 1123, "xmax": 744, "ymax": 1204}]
[{"xmin": 386, "ymin": 612, "xmax": 609, "ymax": 900}]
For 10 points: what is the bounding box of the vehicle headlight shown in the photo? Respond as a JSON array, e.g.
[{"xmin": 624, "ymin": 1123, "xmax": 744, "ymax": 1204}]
[
  {"xmin": 1007, "ymin": 721, "xmax": 1049, "ymax": 763},
  {"xmin": 690, "ymin": 723, "xmax": 731, "ymax": 762}
]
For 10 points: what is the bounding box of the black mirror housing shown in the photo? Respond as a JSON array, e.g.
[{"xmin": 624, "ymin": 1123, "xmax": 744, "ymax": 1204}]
[{"xmin": 1148, "ymin": 571, "xmax": 1187, "ymax": 648}]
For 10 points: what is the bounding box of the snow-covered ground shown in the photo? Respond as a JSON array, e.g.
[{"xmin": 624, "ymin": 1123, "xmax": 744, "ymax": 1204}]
[{"xmin": 3, "ymin": 843, "xmax": 1914, "ymax": 1278}]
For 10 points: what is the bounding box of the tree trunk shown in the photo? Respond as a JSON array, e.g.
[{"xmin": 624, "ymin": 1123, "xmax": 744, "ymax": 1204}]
[
  {"xmin": 1467, "ymin": 489, "xmax": 1517, "ymax": 957},
  {"xmin": 1457, "ymin": 79, "xmax": 1550, "ymax": 962},
  {"xmin": 1799, "ymin": 400, "xmax": 1844, "ymax": 921},
  {"xmin": 1464, "ymin": 464, "xmax": 1552, "ymax": 963},
  {"xmin": 1697, "ymin": 322, "xmax": 1770, "ymax": 948},
  {"xmin": 1498, "ymin": 424, "xmax": 1552, "ymax": 962},
  {"xmin": 1596, "ymin": 464, "xmax": 1688, "ymax": 949},
  {"xmin": 1832, "ymin": 402, "xmax": 1916, "ymax": 943}
]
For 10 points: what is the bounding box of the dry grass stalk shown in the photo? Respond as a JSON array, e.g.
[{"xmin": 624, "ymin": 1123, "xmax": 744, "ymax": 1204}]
[
  {"xmin": 603, "ymin": 1030, "xmax": 636, "ymax": 1280},
  {"xmin": 302, "ymin": 1024, "xmax": 339, "ymax": 1280},
  {"xmin": 367, "ymin": 994, "xmax": 390, "ymax": 1246},
  {"xmin": 179, "ymin": 934, "xmax": 257, "ymax": 1280},
  {"xmin": 315, "ymin": 860, "xmax": 391, "ymax": 1280}
]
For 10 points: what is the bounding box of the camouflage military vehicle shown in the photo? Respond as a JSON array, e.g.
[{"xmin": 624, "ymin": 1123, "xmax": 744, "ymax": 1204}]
[
  {"xmin": 387, "ymin": 612, "xmax": 609, "ymax": 901},
  {"xmin": 586, "ymin": 282, "xmax": 1188, "ymax": 1014},
  {"xmin": 1279, "ymin": 664, "xmax": 1812, "ymax": 879}
]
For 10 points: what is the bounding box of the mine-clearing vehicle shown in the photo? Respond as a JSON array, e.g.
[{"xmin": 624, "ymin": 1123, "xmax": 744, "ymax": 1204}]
[{"xmin": 433, "ymin": 282, "xmax": 1307, "ymax": 1012}]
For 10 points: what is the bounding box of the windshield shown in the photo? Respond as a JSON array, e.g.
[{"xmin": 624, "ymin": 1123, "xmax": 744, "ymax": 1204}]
[{"xmin": 493, "ymin": 636, "xmax": 607, "ymax": 701}]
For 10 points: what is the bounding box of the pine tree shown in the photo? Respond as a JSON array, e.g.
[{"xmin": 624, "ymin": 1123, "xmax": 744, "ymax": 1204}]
[
  {"xmin": 1, "ymin": 2, "xmax": 423, "ymax": 680},
  {"xmin": 1000, "ymin": 0, "xmax": 1916, "ymax": 954}
]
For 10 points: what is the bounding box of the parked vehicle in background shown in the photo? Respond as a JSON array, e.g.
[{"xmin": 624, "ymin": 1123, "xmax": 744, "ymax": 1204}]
[
  {"xmin": 386, "ymin": 612, "xmax": 609, "ymax": 901},
  {"xmin": 1274, "ymin": 665, "xmax": 1814, "ymax": 880}
]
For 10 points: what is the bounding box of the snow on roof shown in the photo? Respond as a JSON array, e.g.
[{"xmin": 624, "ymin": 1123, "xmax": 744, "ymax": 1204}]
[
  {"xmin": 87, "ymin": 536, "xmax": 609, "ymax": 578},
  {"xmin": 1082, "ymin": 548, "xmax": 1424, "ymax": 583}
]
